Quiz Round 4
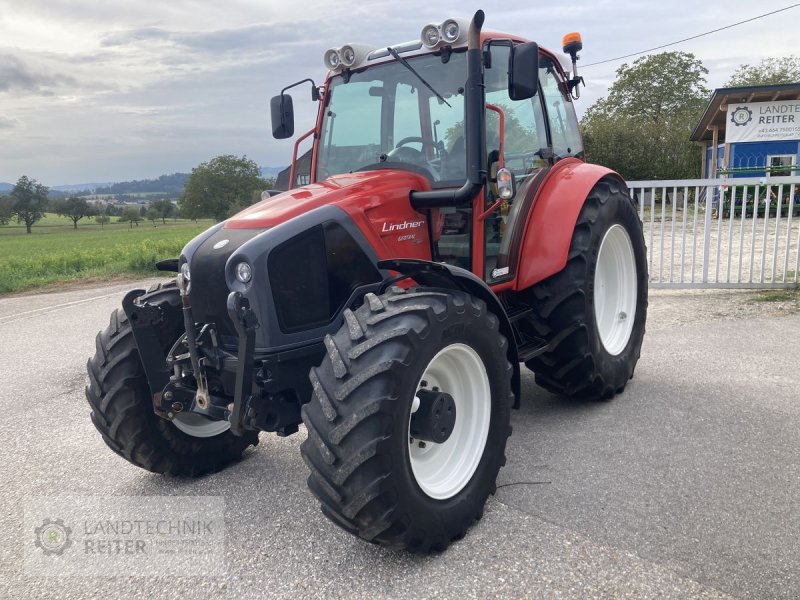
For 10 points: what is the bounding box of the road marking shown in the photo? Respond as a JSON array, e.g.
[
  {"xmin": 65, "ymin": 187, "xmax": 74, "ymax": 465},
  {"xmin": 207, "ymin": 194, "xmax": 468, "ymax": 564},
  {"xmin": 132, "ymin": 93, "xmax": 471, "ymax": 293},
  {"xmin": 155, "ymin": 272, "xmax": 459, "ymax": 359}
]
[{"xmin": 0, "ymin": 290, "xmax": 132, "ymax": 325}]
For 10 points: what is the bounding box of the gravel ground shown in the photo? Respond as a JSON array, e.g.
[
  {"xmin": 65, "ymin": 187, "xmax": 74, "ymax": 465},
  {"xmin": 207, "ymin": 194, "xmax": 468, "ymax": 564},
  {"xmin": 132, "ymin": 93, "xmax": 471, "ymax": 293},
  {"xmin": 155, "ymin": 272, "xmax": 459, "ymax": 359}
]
[
  {"xmin": 646, "ymin": 287, "xmax": 800, "ymax": 329},
  {"xmin": 0, "ymin": 279, "xmax": 798, "ymax": 599}
]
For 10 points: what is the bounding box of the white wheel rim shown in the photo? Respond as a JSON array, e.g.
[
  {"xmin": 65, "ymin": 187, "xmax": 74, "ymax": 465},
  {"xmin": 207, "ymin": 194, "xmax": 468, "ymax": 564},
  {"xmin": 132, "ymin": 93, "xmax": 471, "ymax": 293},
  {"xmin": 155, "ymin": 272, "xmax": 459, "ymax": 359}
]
[
  {"xmin": 594, "ymin": 224, "xmax": 637, "ymax": 356},
  {"xmin": 172, "ymin": 412, "xmax": 231, "ymax": 438},
  {"xmin": 408, "ymin": 343, "xmax": 491, "ymax": 500}
]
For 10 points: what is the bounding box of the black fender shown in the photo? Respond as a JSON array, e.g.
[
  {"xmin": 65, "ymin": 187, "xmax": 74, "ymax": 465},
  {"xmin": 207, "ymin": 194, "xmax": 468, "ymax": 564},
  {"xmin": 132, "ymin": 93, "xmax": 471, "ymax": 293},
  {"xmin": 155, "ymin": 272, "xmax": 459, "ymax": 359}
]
[{"xmin": 378, "ymin": 259, "xmax": 521, "ymax": 408}]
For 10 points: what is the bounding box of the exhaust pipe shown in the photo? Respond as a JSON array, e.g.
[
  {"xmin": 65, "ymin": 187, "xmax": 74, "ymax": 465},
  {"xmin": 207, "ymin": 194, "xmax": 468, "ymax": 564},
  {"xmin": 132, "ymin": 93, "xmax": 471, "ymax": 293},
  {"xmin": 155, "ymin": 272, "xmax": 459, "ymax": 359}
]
[{"xmin": 411, "ymin": 9, "xmax": 486, "ymax": 209}]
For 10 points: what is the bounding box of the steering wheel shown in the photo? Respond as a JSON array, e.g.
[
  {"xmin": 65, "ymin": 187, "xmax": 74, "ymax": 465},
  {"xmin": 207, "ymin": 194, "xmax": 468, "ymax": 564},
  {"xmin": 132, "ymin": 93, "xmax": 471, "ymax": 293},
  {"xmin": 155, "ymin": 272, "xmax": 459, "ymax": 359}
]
[
  {"xmin": 395, "ymin": 136, "xmax": 434, "ymax": 149},
  {"xmin": 388, "ymin": 137, "xmax": 445, "ymax": 166}
]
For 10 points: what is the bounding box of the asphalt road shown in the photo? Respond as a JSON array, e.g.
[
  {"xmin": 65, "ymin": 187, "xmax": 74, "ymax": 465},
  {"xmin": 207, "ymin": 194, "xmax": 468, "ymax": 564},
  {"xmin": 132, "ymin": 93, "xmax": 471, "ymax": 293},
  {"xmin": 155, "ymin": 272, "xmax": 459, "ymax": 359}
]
[{"xmin": 0, "ymin": 280, "xmax": 797, "ymax": 599}]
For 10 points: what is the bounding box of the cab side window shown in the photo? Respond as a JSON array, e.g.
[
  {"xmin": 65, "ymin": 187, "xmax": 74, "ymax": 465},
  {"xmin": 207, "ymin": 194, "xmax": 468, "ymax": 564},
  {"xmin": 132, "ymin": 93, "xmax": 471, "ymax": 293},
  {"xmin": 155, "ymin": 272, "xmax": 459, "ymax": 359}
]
[
  {"xmin": 484, "ymin": 45, "xmax": 548, "ymax": 180},
  {"xmin": 539, "ymin": 56, "xmax": 583, "ymax": 159}
]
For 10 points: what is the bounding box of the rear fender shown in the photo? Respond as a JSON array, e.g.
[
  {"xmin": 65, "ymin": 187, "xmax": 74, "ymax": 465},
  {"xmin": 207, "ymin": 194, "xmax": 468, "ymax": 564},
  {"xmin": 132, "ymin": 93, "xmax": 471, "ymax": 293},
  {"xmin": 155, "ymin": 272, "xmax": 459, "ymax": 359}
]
[
  {"xmin": 514, "ymin": 160, "xmax": 626, "ymax": 290},
  {"xmin": 379, "ymin": 259, "xmax": 521, "ymax": 407}
]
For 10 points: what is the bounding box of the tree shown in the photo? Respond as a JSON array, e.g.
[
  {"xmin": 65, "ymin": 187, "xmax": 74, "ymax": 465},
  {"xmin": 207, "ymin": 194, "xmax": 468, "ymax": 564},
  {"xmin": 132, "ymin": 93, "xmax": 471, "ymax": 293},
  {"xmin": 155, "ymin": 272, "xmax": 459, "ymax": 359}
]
[
  {"xmin": 582, "ymin": 111, "xmax": 701, "ymax": 181},
  {"xmin": 146, "ymin": 206, "xmax": 160, "ymax": 226},
  {"xmin": 594, "ymin": 52, "xmax": 709, "ymax": 122},
  {"xmin": 581, "ymin": 52, "xmax": 709, "ymax": 180},
  {"xmin": 104, "ymin": 203, "xmax": 121, "ymax": 217},
  {"xmin": 179, "ymin": 155, "xmax": 267, "ymax": 221},
  {"xmin": 53, "ymin": 196, "xmax": 95, "ymax": 229},
  {"xmin": 10, "ymin": 175, "xmax": 50, "ymax": 234},
  {"xmin": 0, "ymin": 195, "xmax": 12, "ymax": 226},
  {"xmin": 444, "ymin": 102, "xmax": 536, "ymax": 154},
  {"xmin": 725, "ymin": 55, "xmax": 800, "ymax": 87},
  {"xmin": 119, "ymin": 206, "xmax": 141, "ymax": 228},
  {"xmin": 95, "ymin": 214, "xmax": 110, "ymax": 229},
  {"xmin": 149, "ymin": 198, "xmax": 175, "ymax": 224}
]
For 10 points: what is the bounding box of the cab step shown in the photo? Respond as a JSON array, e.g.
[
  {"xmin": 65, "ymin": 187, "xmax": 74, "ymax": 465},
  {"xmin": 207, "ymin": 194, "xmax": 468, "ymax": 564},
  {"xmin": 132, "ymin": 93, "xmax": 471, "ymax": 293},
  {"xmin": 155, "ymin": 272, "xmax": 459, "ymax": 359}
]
[{"xmin": 516, "ymin": 337, "xmax": 550, "ymax": 362}]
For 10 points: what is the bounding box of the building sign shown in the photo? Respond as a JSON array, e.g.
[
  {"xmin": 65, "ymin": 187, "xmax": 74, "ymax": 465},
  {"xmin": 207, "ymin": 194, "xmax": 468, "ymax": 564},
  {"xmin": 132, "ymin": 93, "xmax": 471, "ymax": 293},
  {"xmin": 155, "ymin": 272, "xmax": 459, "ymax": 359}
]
[{"xmin": 726, "ymin": 100, "xmax": 800, "ymax": 143}]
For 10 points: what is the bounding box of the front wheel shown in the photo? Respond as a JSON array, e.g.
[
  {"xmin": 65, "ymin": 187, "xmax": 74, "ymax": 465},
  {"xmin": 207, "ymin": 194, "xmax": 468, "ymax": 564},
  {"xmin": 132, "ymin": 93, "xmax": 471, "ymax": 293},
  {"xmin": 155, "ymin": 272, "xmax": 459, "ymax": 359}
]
[
  {"xmin": 524, "ymin": 178, "xmax": 648, "ymax": 400},
  {"xmin": 301, "ymin": 288, "xmax": 513, "ymax": 552},
  {"xmin": 85, "ymin": 282, "xmax": 258, "ymax": 476}
]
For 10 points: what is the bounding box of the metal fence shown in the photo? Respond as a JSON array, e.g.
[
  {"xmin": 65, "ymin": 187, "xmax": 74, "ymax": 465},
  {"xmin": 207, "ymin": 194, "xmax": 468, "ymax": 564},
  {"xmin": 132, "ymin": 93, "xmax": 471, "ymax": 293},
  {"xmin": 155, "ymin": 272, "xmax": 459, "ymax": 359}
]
[{"xmin": 627, "ymin": 176, "xmax": 800, "ymax": 289}]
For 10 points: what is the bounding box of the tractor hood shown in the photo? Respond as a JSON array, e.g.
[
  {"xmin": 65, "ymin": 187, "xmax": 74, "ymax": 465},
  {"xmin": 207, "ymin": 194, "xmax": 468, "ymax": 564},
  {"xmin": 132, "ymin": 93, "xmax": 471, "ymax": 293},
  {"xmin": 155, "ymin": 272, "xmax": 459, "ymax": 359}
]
[
  {"xmin": 224, "ymin": 169, "xmax": 431, "ymax": 230},
  {"xmin": 182, "ymin": 168, "xmax": 432, "ymax": 349}
]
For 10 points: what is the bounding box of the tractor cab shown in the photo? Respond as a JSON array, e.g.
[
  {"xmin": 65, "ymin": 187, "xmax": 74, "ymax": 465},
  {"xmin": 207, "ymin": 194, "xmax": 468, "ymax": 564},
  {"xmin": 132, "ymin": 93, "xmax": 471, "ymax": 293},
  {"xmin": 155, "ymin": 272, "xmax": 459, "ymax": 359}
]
[{"xmin": 272, "ymin": 20, "xmax": 584, "ymax": 286}]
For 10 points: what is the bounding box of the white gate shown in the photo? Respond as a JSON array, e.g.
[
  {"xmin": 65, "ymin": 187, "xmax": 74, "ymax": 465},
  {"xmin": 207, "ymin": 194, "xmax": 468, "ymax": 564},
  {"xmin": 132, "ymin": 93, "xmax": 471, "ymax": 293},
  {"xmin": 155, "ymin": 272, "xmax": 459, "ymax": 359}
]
[{"xmin": 627, "ymin": 176, "xmax": 800, "ymax": 289}]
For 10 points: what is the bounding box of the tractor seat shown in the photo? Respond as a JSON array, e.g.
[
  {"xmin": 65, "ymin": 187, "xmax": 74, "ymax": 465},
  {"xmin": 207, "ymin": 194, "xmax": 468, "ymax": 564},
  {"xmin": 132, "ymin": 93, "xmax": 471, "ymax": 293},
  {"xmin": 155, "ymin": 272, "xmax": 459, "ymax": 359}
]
[{"xmin": 441, "ymin": 136, "xmax": 466, "ymax": 181}]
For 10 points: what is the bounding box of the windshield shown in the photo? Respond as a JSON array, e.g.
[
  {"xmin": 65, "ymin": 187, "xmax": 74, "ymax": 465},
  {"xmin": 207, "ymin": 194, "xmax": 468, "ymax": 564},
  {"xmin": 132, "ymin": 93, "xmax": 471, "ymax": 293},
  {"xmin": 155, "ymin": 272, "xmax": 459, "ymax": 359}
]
[{"xmin": 316, "ymin": 51, "xmax": 467, "ymax": 186}]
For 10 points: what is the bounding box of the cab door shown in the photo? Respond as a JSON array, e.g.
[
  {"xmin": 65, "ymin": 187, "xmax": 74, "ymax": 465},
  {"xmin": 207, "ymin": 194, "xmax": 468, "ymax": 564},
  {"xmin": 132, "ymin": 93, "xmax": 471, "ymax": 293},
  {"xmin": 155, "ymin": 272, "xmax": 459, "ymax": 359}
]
[{"xmin": 480, "ymin": 43, "xmax": 549, "ymax": 284}]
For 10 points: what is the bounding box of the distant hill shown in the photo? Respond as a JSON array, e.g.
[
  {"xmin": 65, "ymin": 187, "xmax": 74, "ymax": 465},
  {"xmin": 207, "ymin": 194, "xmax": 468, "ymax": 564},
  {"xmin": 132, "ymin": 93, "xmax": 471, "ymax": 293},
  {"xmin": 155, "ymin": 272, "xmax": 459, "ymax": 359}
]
[
  {"xmin": 2, "ymin": 166, "xmax": 286, "ymax": 198},
  {"xmin": 53, "ymin": 182, "xmax": 116, "ymax": 193},
  {"xmin": 88, "ymin": 173, "xmax": 190, "ymax": 196},
  {"xmin": 2, "ymin": 181, "xmax": 113, "ymax": 195}
]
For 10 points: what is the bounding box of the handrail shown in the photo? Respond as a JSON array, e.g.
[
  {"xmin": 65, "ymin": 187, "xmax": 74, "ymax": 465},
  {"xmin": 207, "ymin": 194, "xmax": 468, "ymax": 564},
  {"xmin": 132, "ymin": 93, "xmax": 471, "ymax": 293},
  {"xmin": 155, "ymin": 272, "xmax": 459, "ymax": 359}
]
[
  {"xmin": 485, "ymin": 102, "xmax": 505, "ymax": 169},
  {"xmin": 289, "ymin": 128, "xmax": 315, "ymax": 188}
]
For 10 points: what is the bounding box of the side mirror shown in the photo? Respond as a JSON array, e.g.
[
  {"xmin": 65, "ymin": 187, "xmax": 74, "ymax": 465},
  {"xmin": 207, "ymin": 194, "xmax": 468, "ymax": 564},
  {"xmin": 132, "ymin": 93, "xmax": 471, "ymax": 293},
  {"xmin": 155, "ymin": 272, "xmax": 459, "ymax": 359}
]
[
  {"xmin": 508, "ymin": 42, "xmax": 539, "ymax": 101},
  {"xmin": 270, "ymin": 94, "xmax": 294, "ymax": 139}
]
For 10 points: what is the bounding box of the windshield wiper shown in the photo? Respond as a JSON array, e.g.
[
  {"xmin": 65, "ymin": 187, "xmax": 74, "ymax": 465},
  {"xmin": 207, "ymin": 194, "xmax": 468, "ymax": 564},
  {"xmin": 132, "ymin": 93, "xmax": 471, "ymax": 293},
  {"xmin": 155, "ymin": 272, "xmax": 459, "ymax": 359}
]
[{"xmin": 387, "ymin": 47, "xmax": 451, "ymax": 108}]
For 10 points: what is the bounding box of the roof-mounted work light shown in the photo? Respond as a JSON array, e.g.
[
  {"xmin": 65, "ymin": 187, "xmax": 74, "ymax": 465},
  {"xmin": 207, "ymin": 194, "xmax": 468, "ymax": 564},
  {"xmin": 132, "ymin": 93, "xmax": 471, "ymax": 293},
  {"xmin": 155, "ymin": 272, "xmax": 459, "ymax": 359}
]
[
  {"xmin": 420, "ymin": 17, "xmax": 469, "ymax": 49},
  {"xmin": 323, "ymin": 43, "xmax": 376, "ymax": 73}
]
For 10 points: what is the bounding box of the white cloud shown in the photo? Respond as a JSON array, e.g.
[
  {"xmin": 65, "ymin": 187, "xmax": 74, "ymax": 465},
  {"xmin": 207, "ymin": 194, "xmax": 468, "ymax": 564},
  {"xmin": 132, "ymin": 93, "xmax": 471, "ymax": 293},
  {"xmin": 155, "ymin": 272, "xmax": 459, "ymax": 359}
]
[{"xmin": 0, "ymin": 0, "xmax": 799, "ymax": 184}]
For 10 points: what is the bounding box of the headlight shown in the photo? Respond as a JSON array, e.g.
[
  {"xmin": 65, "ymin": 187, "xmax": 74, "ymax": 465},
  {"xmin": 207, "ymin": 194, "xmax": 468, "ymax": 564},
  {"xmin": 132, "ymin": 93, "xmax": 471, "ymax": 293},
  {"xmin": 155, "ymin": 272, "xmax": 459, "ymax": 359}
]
[
  {"xmin": 421, "ymin": 24, "xmax": 440, "ymax": 48},
  {"xmin": 180, "ymin": 262, "xmax": 191, "ymax": 281},
  {"xmin": 340, "ymin": 45, "xmax": 356, "ymax": 66},
  {"xmin": 235, "ymin": 262, "xmax": 252, "ymax": 284},
  {"xmin": 442, "ymin": 19, "xmax": 460, "ymax": 43},
  {"xmin": 324, "ymin": 48, "xmax": 341, "ymax": 70}
]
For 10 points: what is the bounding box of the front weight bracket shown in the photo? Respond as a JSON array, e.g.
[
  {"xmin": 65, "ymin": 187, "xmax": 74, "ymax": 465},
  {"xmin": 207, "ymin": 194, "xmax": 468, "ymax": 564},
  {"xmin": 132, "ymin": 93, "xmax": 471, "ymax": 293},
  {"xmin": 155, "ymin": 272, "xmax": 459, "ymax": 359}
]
[{"xmin": 121, "ymin": 289, "xmax": 172, "ymax": 414}]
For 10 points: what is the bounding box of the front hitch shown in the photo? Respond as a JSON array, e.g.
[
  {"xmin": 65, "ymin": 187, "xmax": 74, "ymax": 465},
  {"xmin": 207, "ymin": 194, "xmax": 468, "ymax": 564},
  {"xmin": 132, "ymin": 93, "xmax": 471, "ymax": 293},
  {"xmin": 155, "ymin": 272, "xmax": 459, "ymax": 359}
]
[
  {"xmin": 226, "ymin": 291, "xmax": 260, "ymax": 436},
  {"xmin": 177, "ymin": 273, "xmax": 211, "ymax": 410}
]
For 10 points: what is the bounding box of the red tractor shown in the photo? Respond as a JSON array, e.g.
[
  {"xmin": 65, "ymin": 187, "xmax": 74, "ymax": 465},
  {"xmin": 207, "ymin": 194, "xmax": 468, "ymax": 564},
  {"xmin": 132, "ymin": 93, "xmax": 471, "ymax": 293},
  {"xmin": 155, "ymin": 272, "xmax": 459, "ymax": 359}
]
[{"xmin": 86, "ymin": 11, "xmax": 647, "ymax": 552}]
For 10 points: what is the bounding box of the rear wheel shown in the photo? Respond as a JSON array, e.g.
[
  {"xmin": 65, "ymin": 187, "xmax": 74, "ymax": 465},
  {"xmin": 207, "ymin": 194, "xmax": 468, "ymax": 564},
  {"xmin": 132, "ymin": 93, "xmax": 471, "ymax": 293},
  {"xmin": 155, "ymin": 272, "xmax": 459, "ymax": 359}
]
[
  {"xmin": 524, "ymin": 178, "xmax": 648, "ymax": 400},
  {"xmin": 85, "ymin": 282, "xmax": 258, "ymax": 476},
  {"xmin": 301, "ymin": 287, "xmax": 513, "ymax": 552}
]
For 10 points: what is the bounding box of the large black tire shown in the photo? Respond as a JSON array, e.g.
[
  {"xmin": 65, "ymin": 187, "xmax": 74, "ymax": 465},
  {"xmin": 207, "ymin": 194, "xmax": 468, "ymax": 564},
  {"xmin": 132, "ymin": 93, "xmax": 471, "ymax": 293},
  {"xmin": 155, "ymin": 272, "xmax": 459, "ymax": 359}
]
[
  {"xmin": 524, "ymin": 178, "xmax": 648, "ymax": 400},
  {"xmin": 301, "ymin": 287, "xmax": 513, "ymax": 552},
  {"xmin": 85, "ymin": 282, "xmax": 258, "ymax": 476}
]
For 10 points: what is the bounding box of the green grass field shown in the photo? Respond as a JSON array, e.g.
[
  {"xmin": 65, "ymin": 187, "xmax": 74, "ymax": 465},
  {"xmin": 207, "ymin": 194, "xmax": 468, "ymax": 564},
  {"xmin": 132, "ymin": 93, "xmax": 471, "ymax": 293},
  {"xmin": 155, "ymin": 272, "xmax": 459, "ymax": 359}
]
[{"xmin": 0, "ymin": 214, "xmax": 215, "ymax": 294}]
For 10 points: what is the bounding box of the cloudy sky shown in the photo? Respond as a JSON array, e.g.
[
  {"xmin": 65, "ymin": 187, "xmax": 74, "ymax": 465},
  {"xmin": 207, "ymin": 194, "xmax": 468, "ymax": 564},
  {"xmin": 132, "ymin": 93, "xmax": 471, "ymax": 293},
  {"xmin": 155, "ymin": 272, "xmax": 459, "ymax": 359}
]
[{"xmin": 1, "ymin": 0, "xmax": 799, "ymax": 185}]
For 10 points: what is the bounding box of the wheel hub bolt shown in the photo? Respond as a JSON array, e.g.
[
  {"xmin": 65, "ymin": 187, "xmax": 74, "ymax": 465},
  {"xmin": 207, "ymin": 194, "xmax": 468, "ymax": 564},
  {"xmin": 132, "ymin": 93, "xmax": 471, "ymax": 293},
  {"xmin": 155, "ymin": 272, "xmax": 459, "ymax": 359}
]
[{"xmin": 619, "ymin": 311, "xmax": 627, "ymax": 321}]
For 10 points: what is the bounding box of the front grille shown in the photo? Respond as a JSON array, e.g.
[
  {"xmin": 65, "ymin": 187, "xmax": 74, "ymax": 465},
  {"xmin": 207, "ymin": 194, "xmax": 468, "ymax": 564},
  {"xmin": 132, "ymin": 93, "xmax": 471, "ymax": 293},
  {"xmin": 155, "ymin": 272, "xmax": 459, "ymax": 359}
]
[
  {"xmin": 268, "ymin": 222, "xmax": 381, "ymax": 333},
  {"xmin": 269, "ymin": 225, "xmax": 330, "ymax": 332}
]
